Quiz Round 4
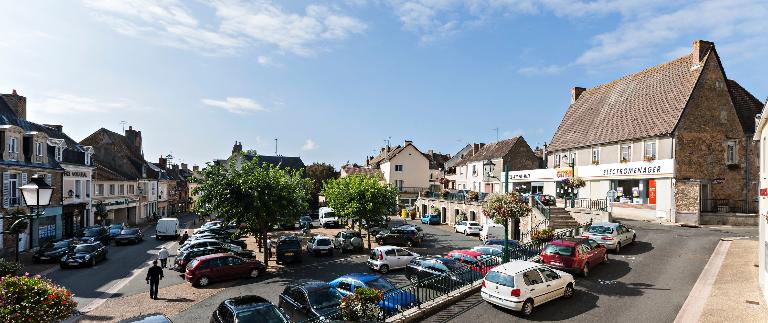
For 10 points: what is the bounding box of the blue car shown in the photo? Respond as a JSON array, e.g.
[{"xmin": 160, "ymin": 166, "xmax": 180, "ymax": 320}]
[
  {"xmin": 329, "ymin": 273, "xmax": 418, "ymax": 314},
  {"xmin": 421, "ymin": 214, "xmax": 441, "ymax": 225},
  {"xmin": 107, "ymin": 224, "xmax": 124, "ymax": 239}
]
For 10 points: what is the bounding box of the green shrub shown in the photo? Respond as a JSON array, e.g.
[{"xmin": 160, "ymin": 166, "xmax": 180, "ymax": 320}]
[
  {"xmin": 532, "ymin": 228, "xmax": 555, "ymax": 243},
  {"xmin": 0, "ymin": 274, "xmax": 77, "ymax": 323},
  {"xmin": 0, "ymin": 259, "xmax": 22, "ymax": 278},
  {"xmin": 340, "ymin": 287, "xmax": 383, "ymax": 321}
]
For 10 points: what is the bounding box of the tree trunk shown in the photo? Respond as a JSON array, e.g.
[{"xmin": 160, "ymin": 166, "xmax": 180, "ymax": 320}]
[
  {"xmin": 366, "ymin": 228, "xmax": 372, "ymax": 250},
  {"xmin": 261, "ymin": 227, "xmax": 269, "ymax": 269}
]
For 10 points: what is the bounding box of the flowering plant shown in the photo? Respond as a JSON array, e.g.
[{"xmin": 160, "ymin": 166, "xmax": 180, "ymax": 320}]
[
  {"xmin": 340, "ymin": 287, "xmax": 384, "ymax": 321},
  {"xmin": 560, "ymin": 177, "xmax": 586, "ymax": 189},
  {"xmin": 0, "ymin": 259, "xmax": 22, "ymax": 278},
  {"xmin": 467, "ymin": 191, "xmax": 479, "ymax": 201},
  {"xmin": 0, "ymin": 274, "xmax": 77, "ymax": 323},
  {"xmin": 482, "ymin": 193, "xmax": 532, "ymax": 220}
]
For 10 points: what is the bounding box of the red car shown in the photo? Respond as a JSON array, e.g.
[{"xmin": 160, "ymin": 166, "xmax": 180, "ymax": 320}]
[
  {"xmin": 184, "ymin": 253, "xmax": 266, "ymax": 287},
  {"xmin": 539, "ymin": 238, "xmax": 607, "ymax": 277},
  {"xmin": 447, "ymin": 250, "xmax": 499, "ymax": 275}
]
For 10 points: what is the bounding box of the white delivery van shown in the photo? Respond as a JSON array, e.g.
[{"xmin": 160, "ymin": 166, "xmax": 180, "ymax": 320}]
[
  {"xmin": 319, "ymin": 207, "xmax": 340, "ymax": 228},
  {"xmin": 481, "ymin": 223, "xmax": 505, "ymax": 242},
  {"xmin": 156, "ymin": 218, "xmax": 180, "ymax": 240}
]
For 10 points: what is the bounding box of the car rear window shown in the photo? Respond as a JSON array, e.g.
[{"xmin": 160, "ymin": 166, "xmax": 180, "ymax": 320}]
[
  {"xmin": 544, "ymin": 244, "xmax": 575, "ymax": 256},
  {"xmin": 188, "ymin": 259, "xmax": 200, "ymax": 268},
  {"xmin": 467, "ymin": 222, "xmax": 480, "ymax": 227},
  {"xmin": 316, "ymin": 239, "xmax": 331, "ymax": 246},
  {"xmin": 485, "ymin": 271, "xmax": 515, "ymax": 287},
  {"xmin": 121, "ymin": 229, "xmax": 139, "ymax": 235},
  {"xmin": 588, "ymin": 226, "xmax": 614, "ymax": 234},
  {"xmin": 278, "ymin": 240, "xmax": 300, "ymax": 249}
]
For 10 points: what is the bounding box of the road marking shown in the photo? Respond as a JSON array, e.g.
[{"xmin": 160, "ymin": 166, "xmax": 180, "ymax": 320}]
[
  {"xmin": 673, "ymin": 239, "xmax": 731, "ymax": 323},
  {"xmin": 38, "ymin": 264, "xmax": 60, "ymax": 277}
]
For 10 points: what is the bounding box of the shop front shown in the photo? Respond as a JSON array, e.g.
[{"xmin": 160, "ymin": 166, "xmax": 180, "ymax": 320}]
[
  {"xmin": 507, "ymin": 168, "xmax": 564, "ymax": 198},
  {"xmin": 30, "ymin": 206, "xmax": 62, "ymax": 249},
  {"xmin": 62, "ymin": 203, "xmax": 86, "ymax": 238}
]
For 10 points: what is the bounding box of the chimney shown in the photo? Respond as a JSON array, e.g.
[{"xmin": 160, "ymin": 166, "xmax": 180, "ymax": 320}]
[
  {"xmin": 158, "ymin": 156, "xmax": 167, "ymax": 169},
  {"xmin": 232, "ymin": 141, "xmax": 243, "ymax": 154},
  {"xmin": 571, "ymin": 87, "xmax": 586, "ymax": 103},
  {"xmin": 124, "ymin": 126, "xmax": 143, "ymax": 156},
  {"xmin": 193, "ymin": 165, "xmax": 200, "ymax": 172},
  {"xmin": 181, "ymin": 163, "xmax": 188, "ymax": 170},
  {"xmin": 472, "ymin": 143, "xmax": 481, "ymax": 155},
  {"xmin": 427, "ymin": 149, "xmax": 433, "ymax": 155},
  {"xmin": 1, "ymin": 89, "xmax": 27, "ymax": 120},
  {"xmin": 172, "ymin": 164, "xmax": 179, "ymax": 171},
  {"xmin": 404, "ymin": 140, "xmax": 412, "ymax": 146},
  {"xmin": 692, "ymin": 40, "xmax": 714, "ymax": 64},
  {"xmin": 386, "ymin": 146, "xmax": 391, "ymax": 153}
]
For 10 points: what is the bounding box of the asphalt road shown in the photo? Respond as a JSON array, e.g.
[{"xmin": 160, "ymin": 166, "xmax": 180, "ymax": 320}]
[
  {"xmin": 172, "ymin": 219, "xmax": 483, "ymax": 322},
  {"xmin": 45, "ymin": 214, "xmax": 197, "ymax": 311},
  {"xmin": 420, "ymin": 220, "xmax": 759, "ymax": 323}
]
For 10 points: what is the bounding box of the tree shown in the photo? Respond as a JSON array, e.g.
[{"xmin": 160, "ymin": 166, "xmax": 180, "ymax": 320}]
[
  {"xmin": 483, "ymin": 192, "xmax": 532, "ymax": 262},
  {"xmin": 192, "ymin": 156, "xmax": 312, "ymax": 267},
  {"xmin": 322, "ymin": 174, "xmax": 398, "ymax": 249},
  {"xmin": 0, "ymin": 274, "xmax": 77, "ymax": 323},
  {"xmin": 305, "ymin": 163, "xmax": 339, "ymax": 210}
]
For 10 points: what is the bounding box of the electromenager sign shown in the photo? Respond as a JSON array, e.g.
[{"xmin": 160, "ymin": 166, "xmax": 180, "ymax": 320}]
[{"xmin": 577, "ymin": 159, "xmax": 674, "ymax": 179}]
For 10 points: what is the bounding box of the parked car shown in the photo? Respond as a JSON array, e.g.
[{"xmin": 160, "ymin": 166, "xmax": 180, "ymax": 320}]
[
  {"xmin": 480, "ymin": 224, "xmax": 505, "ymax": 242},
  {"xmin": 540, "ymin": 238, "xmax": 607, "ymax": 277},
  {"xmin": 329, "ymin": 273, "xmax": 418, "ymax": 313},
  {"xmin": 173, "ymin": 247, "xmax": 228, "ymax": 272},
  {"xmin": 306, "ymin": 235, "xmax": 334, "ymax": 256},
  {"xmin": 471, "ymin": 245, "xmax": 504, "ymax": 259},
  {"xmin": 484, "ymin": 239, "xmax": 539, "ymax": 260},
  {"xmin": 188, "ymin": 234, "xmax": 247, "ymax": 250},
  {"xmin": 533, "ymin": 194, "xmax": 556, "ymax": 206},
  {"xmin": 60, "ymin": 242, "xmax": 108, "ymax": 268},
  {"xmin": 121, "ymin": 314, "xmax": 172, "ymax": 323},
  {"xmin": 108, "ymin": 224, "xmax": 124, "ymax": 239},
  {"xmin": 184, "ymin": 254, "xmax": 265, "ymax": 287},
  {"xmin": 79, "ymin": 226, "xmax": 110, "ymax": 244},
  {"xmin": 332, "ymin": 230, "xmax": 364, "ymax": 253},
  {"xmin": 375, "ymin": 227, "xmax": 421, "ymax": 247},
  {"xmin": 278, "ymin": 280, "xmax": 342, "ymax": 322},
  {"xmin": 581, "ymin": 222, "xmax": 636, "ymax": 253},
  {"xmin": 319, "ymin": 207, "xmax": 340, "ymax": 228},
  {"xmin": 405, "ymin": 257, "xmax": 479, "ymax": 291},
  {"xmin": 421, "ymin": 213, "xmax": 441, "ymax": 225},
  {"xmin": 211, "ymin": 295, "xmax": 288, "ymax": 323},
  {"xmin": 298, "ymin": 215, "xmax": 314, "ymax": 229},
  {"xmin": 33, "ymin": 239, "xmax": 74, "ymax": 263},
  {"xmin": 179, "ymin": 239, "xmax": 243, "ymax": 254},
  {"xmin": 276, "ymin": 236, "xmax": 302, "ymax": 264},
  {"xmin": 114, "ymin": 228, "xmax": 144, "ymax": 245},
  {"xmin": 369, "ymin": 218, "xmax": 407, "ymax": 236},
  {"xmin": 447, "ymin": 250, "xmax": 499, "ymax": 275},
  {"xmin": 156, "ymin": 218, "xmax": 180, "ymax": 240},
  {"xmin": 481, "ymin": 260, "xmax": 575, "ymax": 316},
  {"xmin": 192, "ymin": 228, "xmax": 233, "ymax": 238},
  {"xmin": 454, "ymin": 221, "xmax": 481, "ymax": 236},
  {"xmin": 367, "ymin": 246, "xmax": 419, "ymax": 274}
]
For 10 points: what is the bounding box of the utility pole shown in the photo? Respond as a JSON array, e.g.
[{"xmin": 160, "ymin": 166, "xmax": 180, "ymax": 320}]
[
  {"xmin": 274, "ymin": 138, "xmax": 278, "ymax": 155},
  {"xmin": 503, "ymin": 164, "xmax": 510, "ymax": 263},
  {"xmin": 120, "ymin": 121, "xmax": 127, "ymax": 132}
]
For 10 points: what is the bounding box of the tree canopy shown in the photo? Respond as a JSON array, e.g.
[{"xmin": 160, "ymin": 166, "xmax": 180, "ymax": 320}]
[
  {"xmin": 305, "ymin": 162, "xmax": 339, "ymax": 210},
  {"xmin": 192, "ymin": 156, "xmax": 312, "ymax": 266},
  {"xmin": 322, "ymin": 174, "xmax": 398, "ymax": 249}
]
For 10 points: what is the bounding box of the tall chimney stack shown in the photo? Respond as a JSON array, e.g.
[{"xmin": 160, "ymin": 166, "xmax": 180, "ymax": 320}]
[
  {"xmin": 181, "ymin": 163, "xmax": 188, "ymax": 170},
  {"xmin": 124, "ymin": 126, "xmax": 143, "ymax": 157},
  {"xmin": 158, "ymin": 156, "xmax": 167, "ymax": 169},
  {"xmin": 692, "ymin": 40, "xmax": 714, "ymax": 64},
  {"xmin": 1, "ymin": 89, "xmax": 27, "ymax": 120}
]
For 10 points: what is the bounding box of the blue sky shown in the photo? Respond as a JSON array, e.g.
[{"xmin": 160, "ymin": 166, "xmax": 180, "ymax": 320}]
[{"xmin": 1, "ymin": 0, "xmax": 766, "ymax": 168}]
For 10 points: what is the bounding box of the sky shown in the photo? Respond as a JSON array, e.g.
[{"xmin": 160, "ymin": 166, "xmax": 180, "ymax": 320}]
[{"xmin": 1, "ymin": 0, "xmax": 766, "ymax": 168}]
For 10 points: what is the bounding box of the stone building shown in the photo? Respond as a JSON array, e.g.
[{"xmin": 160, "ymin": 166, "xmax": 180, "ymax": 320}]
[
  {"xmin": 546, "ymin": 40, "xmax": 762, "ymax": 224},
  {"xmin": 0, "ymin": 90, "xmax": 93, "ymax": 255},
  {"xmin": 753, "ymin": 99, "xmax": 768, "ymax": 308},
  {"xmin": 366, "ymin": 141, "xmax": 431, "ymax": 206}
]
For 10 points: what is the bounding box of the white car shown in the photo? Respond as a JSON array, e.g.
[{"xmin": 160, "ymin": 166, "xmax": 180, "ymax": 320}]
[
  {"xmin": 306, "ymin": 235, "xmax": 334, "ymax": 256},
  {"xmin": 367, "ymin": 246, "xmax": 419, "ymax": 274},
  {"xmin": 581, "ymin": 222, "xmax": 636, "ymax": 253},
  {"xmin": 481, "ymin": 260, "xmax": 575, "ymax": 316},
  {"xmin": 178, "ymin": 239, "xmax": 242, "ymax": 253},
  {"xmin": 454, "ymin": 221, "xmax": 481, "ymax": 236}
]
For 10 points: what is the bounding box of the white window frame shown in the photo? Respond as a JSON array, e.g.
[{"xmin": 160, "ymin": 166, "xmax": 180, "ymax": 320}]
[
  {"xmin": 74, "ymin": 179, "xmax": 82, "ymax": 197},
  {"xmin": 128, "ymin": 184, "xmax": 135, "ymax": 195},
  {"xmin": 591, "ymin": 147, "xmax": 600, "ymax": 164},
  {"xmin": 726, "ymin": 140, "xmax": 737, "ymax": 164},
  {"xmin": 35, "ymin": 141, "xmax": 43, "ymax": 157},
  {"xmin": 96, "ymin": 184, "xmax": 104, "ymax": 196},
  {"xmin": 620, "ymin": 143, "xmax": 632, "ymax": 162},
  {"xmin": 54, "ymin": 146, "xmax": 63, "ymax": 162},
  {"xmin": 395, "ymin": 164, "xmax": 404, "ymax": 172},
  {"xmin": 554, "ymin": 153, "xmax": 561, "ymax": 167},
  {"xmin": 9, "ymin": 173, "xmax": 19, "ymax": 206},
  {"xmin": 644, "ymin": 141, "xmax": 657, "ymax": 159},
  {"xmin": 109, "ymin": 184, "xmax": 115, "ymax": 195},
  {"xmin": 119, "ymin": 184, "xmax": 125, "ymax": 195}
]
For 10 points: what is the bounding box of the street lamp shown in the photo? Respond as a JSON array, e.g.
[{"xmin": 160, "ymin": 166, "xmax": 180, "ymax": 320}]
[{"xmin": 16, "ymin": 175, "xmax": 54, "ymax": 262}]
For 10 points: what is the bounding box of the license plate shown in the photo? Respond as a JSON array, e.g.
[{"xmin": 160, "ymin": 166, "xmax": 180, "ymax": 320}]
[
  {"xmin": 320, "ymin": 250, "xmax": 328, "ymax": 253},
  {"xmin": 285, "ymin": 253, "xmax": 294, "ymax": 256},
  {"xmin": 551, "ymin": 262, "xmax": 562, "ymax": 266},
  {"xmin": 69, "ymin": 261, "xmax": 78, "ymax": 264},
  {"xmin": 39, "ymin": 256, "xmax": 49, "ymax": 260}
]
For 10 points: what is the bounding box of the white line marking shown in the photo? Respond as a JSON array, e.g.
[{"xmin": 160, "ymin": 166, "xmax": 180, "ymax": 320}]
[{"xmin": 673, "ymin": 239, "xmax": 731, "ymax": 323}]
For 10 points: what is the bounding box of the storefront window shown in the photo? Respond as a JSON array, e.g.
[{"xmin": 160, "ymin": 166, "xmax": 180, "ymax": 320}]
[{"xmin": 611, "ymin": 179, "xmax": 649, "ymax": 204}]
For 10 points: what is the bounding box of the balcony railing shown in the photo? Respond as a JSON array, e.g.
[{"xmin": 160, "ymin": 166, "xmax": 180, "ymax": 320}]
[
  {"xmin": 701, "ymin": 199, "xmax": 757, "ymax": 214},
  {"xmin": 574, "ymin": 198, "xmax": 608, "ymax": 211}
]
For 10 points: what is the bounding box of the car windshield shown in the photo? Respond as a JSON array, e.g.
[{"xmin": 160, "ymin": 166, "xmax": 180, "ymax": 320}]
[
  {"xmin": 316, "ymin": 239, "xmax": 331, "ymax": 246},
  {"xmin": 588, "ymin": 226, "xmax": 614, "ymax": 234},
  {"xmin": 278, "ymin": 240, "xmax": 300, "ymax": 249},
  {"xmin": 83, "ymin": 228, "xmax": 101, "ymax": 237},
  {"xmin": 544, "ymin": 244, "xmax": 575, "ymax": 256},
  {"xmin": 109, "ymin": 224, "xmax": 122, "ymax": 229},
  {"xmin": 121, "ymin": 229, "xmax": 138, "ymax": 235},
  {"xmin": 308, "ymin": 289, "xmax": 342, "ymax": 309},
  {"xmin": 74, "ymin": 245, "xmax": 93, "ymax": 253},
  {"xmin": 324, "ymin": 212, "xmax": 336, "ymax": 218},
  {"xmin": 300, "ymin": 216, "xmax": 312, "ymax": 221},
  {"xmin": 485, "ymin": 271, "xmax": 515, "ymax": 287},
  {"xmin": 467, "ymin": 222, "xmax": 480, "ymax": 227},
  {"xmin": 366, "ymin": 277, "xmax": 395, "ymax": 291},
  {"xmin": 235, "ymin": 306, "xmax": 286, "ymax": 323},
  {"xmin": 50, "ymin": 241, "xmax": 70, "ymax": 249}
]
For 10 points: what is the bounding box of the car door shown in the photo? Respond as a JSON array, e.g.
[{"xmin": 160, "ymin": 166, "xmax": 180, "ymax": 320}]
[
  {"xmin": 384, "ymin": 248, "xmax": 398, "ymax": 267},
  {"xmin": 521, "ymin": 269, "xmax": 547, "ymax": 305},
  {"xmin": 537, "ymin": 267, "xmax": 564, "ymax": 303},
  {"xmin": 227, "ymin": 256, "xmax": 249, "ymax": 278},
  {"xmin": 619, "ymin": 225, "xmax": 632, "ymax": 244},
  {"xmin": 307, "ymin": 237, "xmax": 315, "ymax": 252},
  {"xmin": 282, "ymin": 288, "xmax": 308, "ymax": 322},
  {"xmin": 395, "ymin": 248, "xmax": 413, "ymax": 268},
  {"xmin": 587, "ymin": 240, "xmax": 605, "ymax": 263}
]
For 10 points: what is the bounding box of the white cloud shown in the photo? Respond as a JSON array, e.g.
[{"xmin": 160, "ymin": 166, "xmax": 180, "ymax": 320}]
[
  {"xmin": 31, "ymin": 93, "xmax": 135, "ymax": 114},
  {"xmin": 202, "ymin": 97, "xmax": 267, "ymax": 114},
  {"xmin": 302, "ymin": 139, "xmax": 319, "ymax": 151},
  {"xmin": 82, "ymin": 0, "xmax": 366, "ymax": 56},
  {"xmin": 517, "ymin": 64, "xmax": 567, "ymax": 76}
]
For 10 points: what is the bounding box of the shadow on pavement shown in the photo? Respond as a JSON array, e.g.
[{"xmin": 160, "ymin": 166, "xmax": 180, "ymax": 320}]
[
  {"xmin": 491, "ymin": 289, "xmax": 600, "ymax": 321},
  {"xmin": 76, "ymin": 314, "xmax": 115, "ymax": 322},
  {"xmin": 158, "ymin": 297, "xmax": 194, "ymax": 303},
  {"xmin": 616, "ymin": 241, "xmax": 653, "ymax": 256}
]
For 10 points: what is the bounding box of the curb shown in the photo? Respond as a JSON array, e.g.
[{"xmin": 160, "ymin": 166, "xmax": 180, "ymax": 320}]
[{"xmin": 386, "ymin": 281, "xmax": 482, "ymax": 323}]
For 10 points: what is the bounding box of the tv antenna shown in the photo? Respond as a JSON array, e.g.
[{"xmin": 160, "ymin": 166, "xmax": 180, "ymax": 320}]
[
  {"xmin": 492, "ymin": 127, "xmax": 499, "ymax": 142},
  {"xmin": 120, "ymin": 121, "xmax": 127, "ymax": 132}
]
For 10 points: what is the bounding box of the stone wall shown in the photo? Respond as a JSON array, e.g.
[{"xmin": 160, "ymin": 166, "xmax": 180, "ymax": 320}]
[{"xmin": 675, "ymin": 180, "xmax": 701, "ymax": 224}]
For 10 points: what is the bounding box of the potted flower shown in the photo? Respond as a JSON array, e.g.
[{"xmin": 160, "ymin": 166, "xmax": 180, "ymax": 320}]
[
  {"xmin": 467, "ymin": 191, "xmax": 479, "ymax": 201},
  {"xmin": 0, "ymin": 274, "xmax": 77, "ymax": 322},
  {"xmin": 340, "ymin": 287, "xmax": 383, "ymax": 322},
  {"xmin": 531, "ymin": 228, "xmax": 555, "ymax": 243},
  {"xmin": 643, "ymin": 155, "xmax": 656, "ymax": 162}
]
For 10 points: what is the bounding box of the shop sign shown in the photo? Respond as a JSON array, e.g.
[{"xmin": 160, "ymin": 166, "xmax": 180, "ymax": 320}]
[
  {"xmin": 577, "ymin": 159, "xmax": 673, "ymax": 179},
  {"xmin": 712, "ymin": 178, "xmax": 725, "ymax": 184},
  {"xmin": 649, "ymin": 180, "xmax": 657, "ymax": 205},
  {"xmin": 507, "ymin": 169, "xmax": 558, "ymax": 182},
  {"xmin": 64, "ymin": 170, "xmax": 88, "ymax": 177}
]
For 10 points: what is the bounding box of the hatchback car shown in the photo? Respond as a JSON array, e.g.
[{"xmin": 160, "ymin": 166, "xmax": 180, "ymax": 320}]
[
  {"xmin": 421, "ymin": 214, "xmax": 441, "ymax": 225},
  {"xmin": 481, "ymin": 260, "xmax": 575, "ymax": 316},
  {"xmin": 454, "ymin": 221, "xmax": 481, "ymax": 235},
  {"xmin": 540, "ymin": 238, "xmax": 607, "ymax": 277},
  {"xmin": 298, "ymin": 215, "xmax": 314, "ymax": 229},
  {"xmin": 405, "ymin": 257, "xmax": 479, "ymax": 291},
  {"xmin": 375, "ymin": 228, "xmax": 421, "ymax": 247},
  {"xmin": 108, "ymin": 224, "xmax": 124, "ymax": 239},
  {"xmin": 180, "ymin": 239, "xmax": 243, "ymax": 253},
  {"xmin": 276, "ymin": 236, "xmax": 302, "ymax": 264},
  {"xmin": 114, "ymin": 228, "xmax": 144, "ymax": 245},
  {"xmin": 33, "ymin": 239, "xmax": 73, "ymax": 263},
  {"xmin": 447, "ymin": 250, "xmax": 499, "ymax": 275},
  {"xmin": 211, "ymin": 295, "xmax": 288, "ymax": 323},
  {"xmin": 367, "ymin": 246, "xmax": 419, "ymax": 274},
  {"xmin": 329, "ymin": 273, "xmax": 418, "ymax": 313},
  {"xmin": 278, "ymin": 280, "xmax": 342, "ymax": 322},
  {"xmin": 184, "ymin": 254, "xmax": 265, "ymax": 287},
  {"xmin": 60, "ymin": 242, "xmax": 108, "ymax": 268},
  {"xmin": 79, "ymin": 226, "xmax": 111, "ymax": 244},
  {"xmin": 332, "ymin": 230, "xmax": 364, "ymax": 253},
  {"xmin": 581, "ymin": 222, "xmax": 636, "ymax": 253},
  {"xmin": 306, "ymin": 235, "xmax": 334, "ymax": 256},
  {"xmin": 173, "ymin": 247, "xmax": 228, "ymax": 272}
]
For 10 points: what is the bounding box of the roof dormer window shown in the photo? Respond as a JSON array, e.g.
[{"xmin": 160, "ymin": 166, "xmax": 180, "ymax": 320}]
[{"xmin": 55, "ymin": 146, "xmax": 63, "ymax": 162}]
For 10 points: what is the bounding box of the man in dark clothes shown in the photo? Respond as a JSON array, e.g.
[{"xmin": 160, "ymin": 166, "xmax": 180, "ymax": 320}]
[
  {"xmin": 146, "ymin": 260, "xmax": 164, "ymax": 299},
  {"xmin": 180, "ymin": 231, "xmax": 189, "ymax": 244}
]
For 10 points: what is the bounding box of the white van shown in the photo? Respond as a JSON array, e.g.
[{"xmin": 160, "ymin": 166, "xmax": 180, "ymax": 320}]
[
  {"xmin": 319, "ymin": 207, "xmax": 339, "ymax": 228},
  {"xmin": 481, "ymin": 223, "xmax": 505, "ymax": 242},
  {"xmin": 156, "ymin": 218, "xmax": 180, "ymax": 240}
]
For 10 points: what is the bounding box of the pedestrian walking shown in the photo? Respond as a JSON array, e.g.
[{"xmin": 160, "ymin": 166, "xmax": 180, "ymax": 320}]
[
  {"xmin": 146, "ymin": 260, "xmax": 164, "ymax": 299},
  {"xmin": 180, "ymin": 231, "xmax": 189, "ymax": 244},
  {"xmin": 158, "ymin": 246, "xmax": 170, "ymax": 268},
  {"xmin": 266, "ymin": 238, "xmax": 272, "ymax": 259}
]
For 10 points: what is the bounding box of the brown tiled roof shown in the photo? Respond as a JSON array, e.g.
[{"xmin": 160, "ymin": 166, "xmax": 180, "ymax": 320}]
[
  {"xmin": 342, "ymin": 165, "xmax": 381, "ymax": 177},
  {"xmin": 423, "ymin": 152, "xmax": 451, "ymax": 170},
  {"xmin": 727, "ymin": 79, "xmax": 763, "ymax": 134},
  {"xmin": 456, "ymin": 137, "xmax": 521, "ymax": 166},
  {"xmin": 548, "ymin": 52, "xmax": 704, "ymax": 151},
  {"xmin": 367, "ymin": 143, "xmax": 411, "ymax": 168}
]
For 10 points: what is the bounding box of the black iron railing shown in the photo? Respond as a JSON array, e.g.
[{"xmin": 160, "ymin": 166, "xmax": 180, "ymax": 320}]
[
  {"xmin": 701, "ymin": 199, "xmax": 757, "ymax": 214},
  {"xmin": 574, "ymin": 198, "xmax": 608, "ymax": 211}
]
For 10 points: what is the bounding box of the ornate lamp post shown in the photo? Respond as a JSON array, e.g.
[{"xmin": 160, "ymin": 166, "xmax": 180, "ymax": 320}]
[{"xmin": 15, "ymin": 175, "xmax": 54, "ymax": 262}]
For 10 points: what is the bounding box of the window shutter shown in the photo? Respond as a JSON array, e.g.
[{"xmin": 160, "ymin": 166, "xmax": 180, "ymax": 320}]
[
  {"xmin": 2, "ymin": 172, "xmax": 9, "ymax": 208},
  {"xmin": 20, "ymin": 173, "xmax": 28, "ymax": 206}
]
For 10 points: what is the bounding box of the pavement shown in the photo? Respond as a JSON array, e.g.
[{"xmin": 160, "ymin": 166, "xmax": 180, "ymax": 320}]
[{"xmin": 420, "ymin": 220, "xmax": 759, "ymax": 323}]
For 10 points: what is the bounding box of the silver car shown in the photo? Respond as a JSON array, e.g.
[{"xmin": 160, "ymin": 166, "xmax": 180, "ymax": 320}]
[{"xmin": 581, "ymin": 222, "xmax": 636, "ymax": 253}]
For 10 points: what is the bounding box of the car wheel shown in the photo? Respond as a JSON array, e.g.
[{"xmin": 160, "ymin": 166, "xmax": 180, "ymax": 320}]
[
  {"xmin": 406, "ymin": 240, "xmax": 414, "ymax": 248},
  {"xmin": 582, "ymin": 263, "xmax": 589, "ymax": 277},
  {"xmin": 632, "ymin": 234, "xmax": 636, "ymax": 243},
  {"xmin": 615, "ymin": 243, "xmax": 621, "ymax": 254},
  {"xmin": 563, "ymin": 283, "xmax": 575, "ymax": 299},
  {"xmin": 91, "ymin": 258, "xmax": 97, "ymax": 267},
  {"xmin": 249, "ymin": 269, "xmax": 260, "ymax": 278},
  {"xmin": 379, "ymin": 265, "xmax": 390, "ymax": 274},
  {"xmin": 197, "ymin": 276, "xmax": 210, "ymax": 287},
  {"xmin": 520, "ymin": 299, "xmax": 534, "ymax": 316}
]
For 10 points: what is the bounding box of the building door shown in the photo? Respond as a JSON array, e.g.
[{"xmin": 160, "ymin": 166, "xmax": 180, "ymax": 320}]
[
  {"xmin": 700, "ymin": 182, "xmax": 712, "ymax": 212},
  {"xmin": 441, "ymin": 207, "xmax": 447, "ymax": 223}
]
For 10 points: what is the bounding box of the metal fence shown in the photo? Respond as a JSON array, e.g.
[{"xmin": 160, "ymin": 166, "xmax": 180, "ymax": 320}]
[
  {"xmin": 700, "ymin": 199, "xmax": 757, "ymax": 214},
  {"xmin": 574, "ymin": 198, "xmax": 608, "ymax": 211}
]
